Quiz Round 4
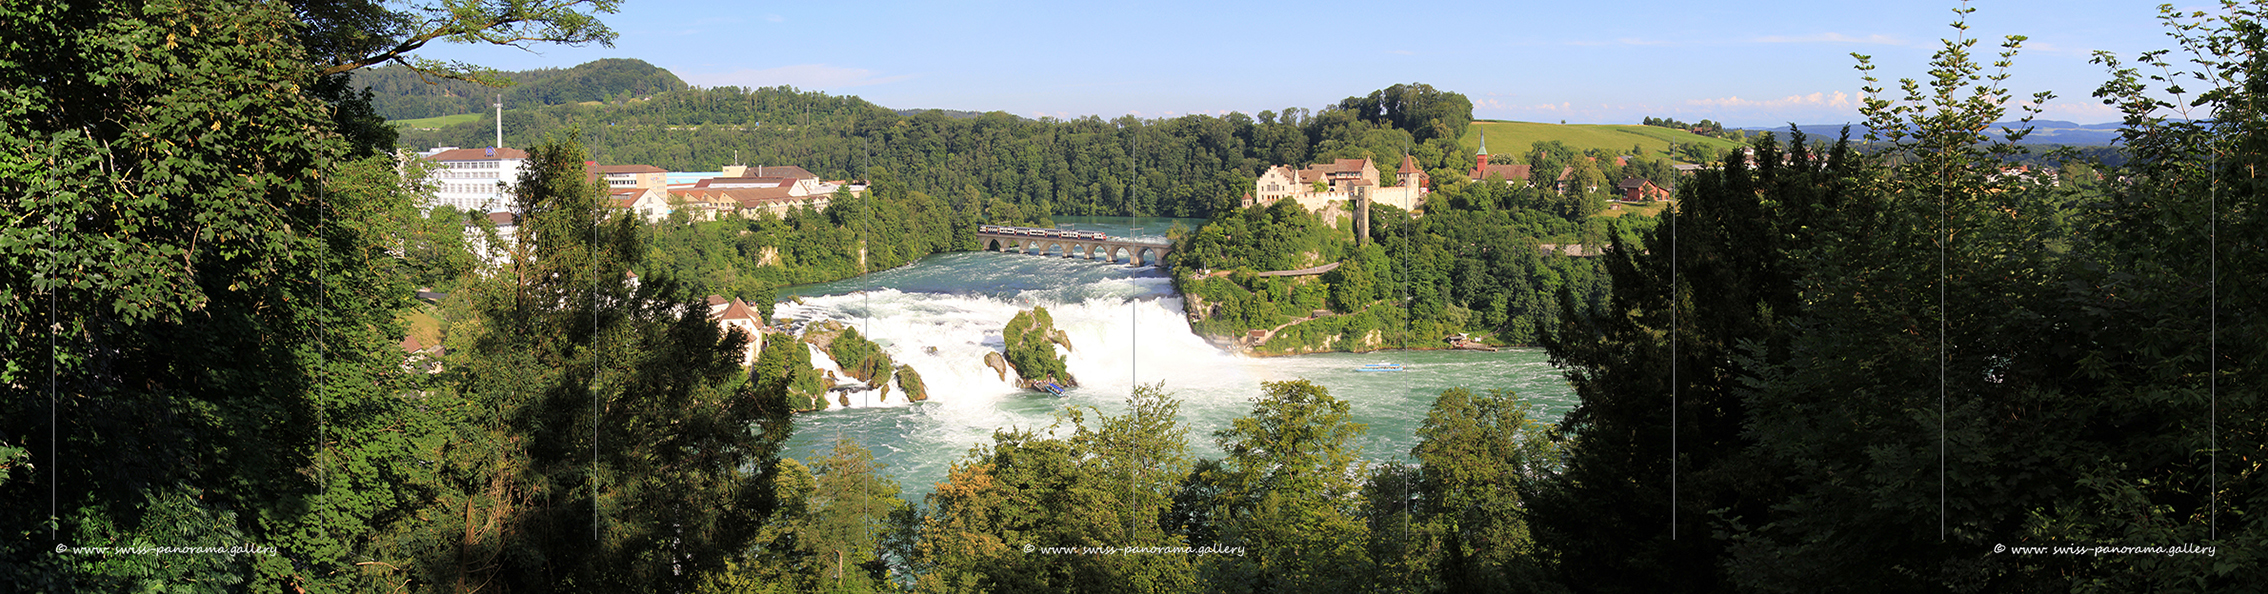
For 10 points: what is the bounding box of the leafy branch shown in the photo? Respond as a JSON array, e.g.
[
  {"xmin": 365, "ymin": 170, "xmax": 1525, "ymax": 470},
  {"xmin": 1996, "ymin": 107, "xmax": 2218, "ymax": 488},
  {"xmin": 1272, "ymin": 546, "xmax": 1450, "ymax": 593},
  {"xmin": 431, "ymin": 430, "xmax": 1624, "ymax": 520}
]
[{"xmin": 316, "ymin": 0, "xmax": 620, "ymax": 85}]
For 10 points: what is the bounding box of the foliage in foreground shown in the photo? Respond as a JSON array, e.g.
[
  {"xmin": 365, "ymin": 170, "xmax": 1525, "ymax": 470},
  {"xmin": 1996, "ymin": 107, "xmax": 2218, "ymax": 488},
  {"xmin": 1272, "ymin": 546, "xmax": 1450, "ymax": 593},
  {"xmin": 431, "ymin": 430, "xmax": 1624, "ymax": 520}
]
[{"xmin": 1534, "ymin": 5, "xmax": 2265, "ymax": 590}]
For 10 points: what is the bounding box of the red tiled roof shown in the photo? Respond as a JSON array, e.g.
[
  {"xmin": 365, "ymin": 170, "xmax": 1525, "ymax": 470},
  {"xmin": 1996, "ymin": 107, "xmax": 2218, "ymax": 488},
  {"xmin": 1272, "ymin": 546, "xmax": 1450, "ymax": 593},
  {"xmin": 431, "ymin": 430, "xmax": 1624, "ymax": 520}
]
[
  {"xmin": 1470, "ymin": 163, "xmax": 1530, "ymax": 181},
  {"xmin": 1397, "ymin": 155, "xmax": 1422, "ymax": 174},
  {"xmin": 486, "ymin": 212, "xmax": 518, "ymax": 225},
  {"xmin": 697, "ymin": 176, "xmax": 795, "ymax": 188},
  {"xmin": 706, "ymin": 295, "xmax": 728, "ymax": 307},
  {"xmin": 425, "ymin": 147, "xmax": 529, "ymax": 161},
  {"xmin": 718, "ymin": 298, "xmax": 759, "ymax": 321},
  {"xmin": 669, "ymin": 187, "xmax": 802, "ymax": 205}
]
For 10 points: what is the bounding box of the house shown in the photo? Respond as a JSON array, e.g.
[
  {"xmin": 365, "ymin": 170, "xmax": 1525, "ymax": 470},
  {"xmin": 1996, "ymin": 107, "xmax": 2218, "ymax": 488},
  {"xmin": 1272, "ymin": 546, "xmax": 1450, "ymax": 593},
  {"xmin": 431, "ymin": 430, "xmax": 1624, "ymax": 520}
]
[
  {"xmin": 1554, "ymin": 158, "xmax": 1602, "ymax": 195},
  {"xmin": 465, "ymin": 211, "xmax": 519, "ymax": 266},
  {"xmin": 591, "ymin": 164, "xmax": 668, "ymax": 190},
  {"xmin": 1468, "ymin": 134, "xmax": 1532, "ymax": 186},
  {"xmin": 399, "ymin": 334, "xmax": 444, "ymax": 373},
  {"xmin": 608, "ymin": 187, "xmax": 672, "ymax": 222},
  {"xmin": 708, "ymin": 295, "xmax": 766, "ymax": 366},
  {"xmin": 1615, "ymin": 177, "xmax": 1671, "ymax": 201},
  {"xmin": 667, "ymin": 187, "xmax": 833, "ymax": 221},
  {"xmin": 420, "ymin": 146, "xmax": 528, "ymax": 213}
]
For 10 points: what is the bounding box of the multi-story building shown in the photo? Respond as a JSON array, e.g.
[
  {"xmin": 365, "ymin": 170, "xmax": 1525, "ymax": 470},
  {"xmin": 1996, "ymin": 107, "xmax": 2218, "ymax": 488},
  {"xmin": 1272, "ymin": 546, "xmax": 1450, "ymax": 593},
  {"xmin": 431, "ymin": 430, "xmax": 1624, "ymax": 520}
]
[
  {"xmin": 420, "ymin": 146, "xmax": 527, "ymax": 213},
  {"xmin": 592, "ymin": 164, "xmax": 668, "ymax": 190}
]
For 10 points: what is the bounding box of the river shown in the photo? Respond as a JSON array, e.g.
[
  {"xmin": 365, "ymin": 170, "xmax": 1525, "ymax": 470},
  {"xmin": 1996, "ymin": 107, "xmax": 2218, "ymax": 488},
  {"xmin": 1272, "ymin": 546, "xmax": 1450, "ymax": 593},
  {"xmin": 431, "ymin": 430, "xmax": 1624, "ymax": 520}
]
[{"xmin": 772, "ymin": 216, "xmax": 1577, "ymax": 499}]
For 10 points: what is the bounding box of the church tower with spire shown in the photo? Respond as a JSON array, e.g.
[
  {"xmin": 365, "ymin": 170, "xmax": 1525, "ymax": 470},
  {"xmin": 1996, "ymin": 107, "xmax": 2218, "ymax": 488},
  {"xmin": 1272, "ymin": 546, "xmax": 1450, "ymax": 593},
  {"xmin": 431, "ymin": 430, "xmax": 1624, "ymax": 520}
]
[{"xmin": 1476, "ymin": 132, "xmax": 1491, "ymax": 171}]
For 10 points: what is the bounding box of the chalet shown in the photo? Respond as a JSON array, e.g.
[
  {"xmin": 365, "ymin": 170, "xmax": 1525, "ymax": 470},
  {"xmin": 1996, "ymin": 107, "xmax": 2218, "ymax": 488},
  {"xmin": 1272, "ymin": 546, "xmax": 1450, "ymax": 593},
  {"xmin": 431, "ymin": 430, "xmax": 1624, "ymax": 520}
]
[{"xmin": 1615, "ymin": 177, "xmax": 1671, "ymax": 202}]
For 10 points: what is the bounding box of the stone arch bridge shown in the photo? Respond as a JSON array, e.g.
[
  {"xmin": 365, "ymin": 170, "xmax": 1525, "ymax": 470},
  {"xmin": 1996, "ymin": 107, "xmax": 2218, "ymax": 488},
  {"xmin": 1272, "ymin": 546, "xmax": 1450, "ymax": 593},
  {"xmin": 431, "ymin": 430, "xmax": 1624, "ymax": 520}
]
[{"xmin": 976, "ymin": 225, "xmax": 1173, "ymax": 267}]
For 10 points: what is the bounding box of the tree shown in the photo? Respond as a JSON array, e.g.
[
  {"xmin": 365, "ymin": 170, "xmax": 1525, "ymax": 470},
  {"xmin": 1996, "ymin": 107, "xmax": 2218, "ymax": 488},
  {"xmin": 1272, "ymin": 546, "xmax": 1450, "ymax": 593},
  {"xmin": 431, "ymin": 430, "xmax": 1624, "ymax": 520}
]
[
  {"xmin": 1183, "ymin": 380, "xmax": 1372, "ymax": 593},
  {"xmin": 906, "ymin": 385, "xmax": 1196, "ymax": 594},
  {"xmin": 1411, "ymin": 388, "xmax": 1563, "ymax": 592},
  {"xmin": 389, "ymin": 135, "xmax": 798, "ymax": 591},
  {"xmin": 310, "ymin": 0, "xmax": 621, "ymax": 84},
  {"xmin": 0, "ymin": 0, "xmax": 438, "ymax": 588},
  {"xmin": 1532, "ymin": 130, "xmax": 1862, "ymax": 592},
  {"xmin": 716, "ymin": 438, "xmax": 906, "ymax": 593}
]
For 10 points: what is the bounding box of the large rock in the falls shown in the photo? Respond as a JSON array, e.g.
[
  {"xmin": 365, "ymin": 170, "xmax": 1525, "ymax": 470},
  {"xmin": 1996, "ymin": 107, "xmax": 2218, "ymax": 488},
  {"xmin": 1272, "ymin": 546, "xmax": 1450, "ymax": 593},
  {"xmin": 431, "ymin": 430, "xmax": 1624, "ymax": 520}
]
[
  {"xmin": 984, "ymin": 351, "xmax": 1014, "ymax": 382},
  {"xmin": 1001, "ymin": 306, "xmax": 1076, "ymax": 390}
]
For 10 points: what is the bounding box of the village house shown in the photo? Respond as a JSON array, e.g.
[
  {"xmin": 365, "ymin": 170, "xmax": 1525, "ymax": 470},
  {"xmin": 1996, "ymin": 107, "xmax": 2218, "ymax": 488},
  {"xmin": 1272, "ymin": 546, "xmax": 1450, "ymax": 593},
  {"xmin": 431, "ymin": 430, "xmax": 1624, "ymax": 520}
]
[
  {"xmin": 707, "ymin": 295, "xmax": 766, "ymax": 366},
  {"xmin": 608, "ymin": 187, "xmax": 673, "ymax": 222},
  {"xmin": 1615, "ymin": 177, "xmax": 1671, "ymax": 201}
]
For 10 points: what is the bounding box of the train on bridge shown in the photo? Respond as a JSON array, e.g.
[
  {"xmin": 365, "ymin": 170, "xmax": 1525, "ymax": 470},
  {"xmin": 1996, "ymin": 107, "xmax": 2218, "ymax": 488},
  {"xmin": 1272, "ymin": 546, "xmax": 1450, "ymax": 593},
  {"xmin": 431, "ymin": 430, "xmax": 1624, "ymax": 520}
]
[{"xmin": 979, "ymin": 225, "xmax": 1109, "ymax": 241}]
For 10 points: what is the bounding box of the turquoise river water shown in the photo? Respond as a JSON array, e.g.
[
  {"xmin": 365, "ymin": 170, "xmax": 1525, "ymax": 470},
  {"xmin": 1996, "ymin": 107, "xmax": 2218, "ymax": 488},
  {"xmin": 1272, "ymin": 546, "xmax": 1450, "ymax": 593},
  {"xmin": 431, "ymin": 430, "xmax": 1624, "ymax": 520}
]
[{"xmin": 772, "ymin": 216, "xmax": 1577, "ymax": 499}]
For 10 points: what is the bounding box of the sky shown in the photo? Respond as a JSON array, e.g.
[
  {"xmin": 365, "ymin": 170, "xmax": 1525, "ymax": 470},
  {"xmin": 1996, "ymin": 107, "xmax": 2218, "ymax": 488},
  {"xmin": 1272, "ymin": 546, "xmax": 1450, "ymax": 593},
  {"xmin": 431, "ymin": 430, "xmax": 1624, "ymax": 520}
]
[{"xmin": 412, "ymin": 0, "xmax": 2203, "ymax": 127}]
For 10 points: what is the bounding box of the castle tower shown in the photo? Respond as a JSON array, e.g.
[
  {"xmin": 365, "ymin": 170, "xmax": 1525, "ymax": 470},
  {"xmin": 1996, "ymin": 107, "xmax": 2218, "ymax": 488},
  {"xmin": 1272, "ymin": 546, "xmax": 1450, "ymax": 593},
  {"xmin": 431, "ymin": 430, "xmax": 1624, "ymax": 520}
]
[{"xmin": 1355, "ymin": 184, "xmax": 1370, "ymax": 246}]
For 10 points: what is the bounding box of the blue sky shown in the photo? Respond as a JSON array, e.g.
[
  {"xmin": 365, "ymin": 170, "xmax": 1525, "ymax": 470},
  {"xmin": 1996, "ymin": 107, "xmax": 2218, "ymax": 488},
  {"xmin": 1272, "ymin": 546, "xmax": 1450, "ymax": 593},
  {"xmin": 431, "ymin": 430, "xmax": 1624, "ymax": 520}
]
[{"xmin": 414, "ymin": 1, "xmax": 2195, "ymax": 127}]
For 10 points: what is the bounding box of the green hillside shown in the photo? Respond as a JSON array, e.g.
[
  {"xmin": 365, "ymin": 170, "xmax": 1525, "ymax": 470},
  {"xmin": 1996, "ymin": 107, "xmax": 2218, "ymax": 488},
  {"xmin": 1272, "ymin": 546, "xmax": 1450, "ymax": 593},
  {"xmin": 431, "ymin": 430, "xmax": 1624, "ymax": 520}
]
[
  {"xmin": 391, "ymin": 112, "xmax": 482, "ymax": 130},
  {"xmin": 355, "ymin": 58, "xmax": 687, "ymax": 120},
  {"xmin": 1461, "ymin": 120, "xmax": 1746, "ymax": 163}
]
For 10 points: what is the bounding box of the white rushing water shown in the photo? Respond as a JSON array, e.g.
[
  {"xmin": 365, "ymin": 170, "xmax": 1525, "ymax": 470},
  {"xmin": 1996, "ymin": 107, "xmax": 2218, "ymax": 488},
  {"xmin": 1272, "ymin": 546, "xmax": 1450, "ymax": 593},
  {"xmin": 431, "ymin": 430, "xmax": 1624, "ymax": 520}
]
[{"xmin": 769, "ymin": 219, "xmax": 1575, "ymax": 499}]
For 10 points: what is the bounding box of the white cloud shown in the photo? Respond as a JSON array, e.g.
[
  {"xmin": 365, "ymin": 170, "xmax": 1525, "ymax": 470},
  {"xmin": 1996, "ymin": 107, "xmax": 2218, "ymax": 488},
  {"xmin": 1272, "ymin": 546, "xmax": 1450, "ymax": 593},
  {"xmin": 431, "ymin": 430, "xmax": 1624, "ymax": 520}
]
[
  {"xmin": 1752, "ymin": 33, "xmax": 1904, "ymax": 45},
  {"xmin": 679, "ymin": 64, "xmax": 912, "ymax": 89},
  {"xmin": 1686, "ymin": 91, "xmax": 1854, "ymax": 110}
]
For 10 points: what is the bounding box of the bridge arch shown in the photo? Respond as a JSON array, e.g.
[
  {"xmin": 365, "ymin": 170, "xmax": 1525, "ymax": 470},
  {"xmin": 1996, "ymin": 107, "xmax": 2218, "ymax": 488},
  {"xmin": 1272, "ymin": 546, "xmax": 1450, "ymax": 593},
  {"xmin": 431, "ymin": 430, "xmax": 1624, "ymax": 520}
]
[{"xmin": 973, "ymin": 226, "xmax": 1172, "ymax": 268}]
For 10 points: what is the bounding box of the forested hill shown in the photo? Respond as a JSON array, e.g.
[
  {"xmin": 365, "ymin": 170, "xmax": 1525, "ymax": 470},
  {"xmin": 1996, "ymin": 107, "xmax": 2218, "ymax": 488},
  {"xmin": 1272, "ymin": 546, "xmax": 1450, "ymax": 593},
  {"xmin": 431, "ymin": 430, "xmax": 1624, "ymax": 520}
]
[
  {"xmin": 395, "ymin": 83, "xmax": 1481, "ymax": 219},
  {"xmin": 357, "ymin": 58, "xmax": 688, "ymax": 120}
]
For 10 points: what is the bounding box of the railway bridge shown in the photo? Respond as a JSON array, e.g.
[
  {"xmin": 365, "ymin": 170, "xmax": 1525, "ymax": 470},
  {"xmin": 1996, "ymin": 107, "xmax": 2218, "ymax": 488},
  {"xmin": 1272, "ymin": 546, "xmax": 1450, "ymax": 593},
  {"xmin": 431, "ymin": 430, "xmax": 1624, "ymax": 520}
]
[{"xmin": 976, "ymin": 225, "xmax": 1173, "ymax": 267}]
